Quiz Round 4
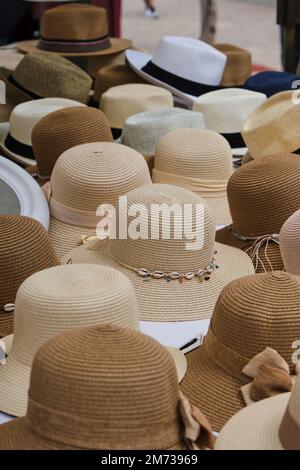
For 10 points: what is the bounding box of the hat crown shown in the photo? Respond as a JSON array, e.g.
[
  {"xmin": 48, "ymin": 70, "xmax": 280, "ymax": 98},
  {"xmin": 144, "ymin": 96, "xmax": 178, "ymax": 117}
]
[
  {"xmin": 228, "ymin": 153, "xmax": 300, "ymax": 236},
  {"xmin": 10, "ymin": 265, "xmax": 139, "ymax": 367},
  {"xmin": 280, "ymin": 208, "xmax": 300, "ymax": 276},
  {"xmin": 109, "ymin": 183, "xmax": 215, "ymax": 272},
  {"xmin": 26, "ymin": 325, "xmax": 181, "ymax": 449}
]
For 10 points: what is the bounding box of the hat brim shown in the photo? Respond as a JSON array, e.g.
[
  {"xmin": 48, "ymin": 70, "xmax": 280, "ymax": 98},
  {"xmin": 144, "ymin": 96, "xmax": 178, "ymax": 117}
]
[
  {"xmin": 0, "ymin": 122, "xmax": 36, "ymax": 167},
  {"xmin": 166, "ymin": 347, "xmax": 187, "ymax": 383},
  {"xmin": 216, "ymin": 393, "xmax": 289, "ymax": 450},
  {"xmin": 62, "ymin": 239, "xmax": 254, "ymax": 322},
  {"xmin": 16, "ymin": 38, "xmax": 132, "ymax": 58}
]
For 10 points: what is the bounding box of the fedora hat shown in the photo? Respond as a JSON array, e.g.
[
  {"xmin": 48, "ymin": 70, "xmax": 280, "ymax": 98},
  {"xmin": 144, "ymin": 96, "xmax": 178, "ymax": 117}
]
[
  {"xmin": 0, "ymin": 98, "xmax": 86, "ymax": 167},
  {"xmin": 29, "ymin": 106, "xmax": 113, "ymax": 185},
  {"xmin": 100, "ymin": 84, "xmax": 174, "ymax": 130},
  {"xmin": 87, "ymin": 45, "xmax": 145, "ymax": 78},
  {"xmin": 180, "ymin": 271, "xmax": 300, "ymax": 432},
  {"xmin": 216, "ymin": 376, "xmax": 300, "ymax": 450},
  {"xmin": 280, "ymin": 208, "xmax": 300, "ymax": 276},
  {"xmin": 0, "ymin": 264, "xmax": 186, "ymax": 417},
  {"xmin": 126, "ymin": 37, "xmax": 227, "ymax": 106},
  {"xmin": 216, "ymin": 153, "xmax": 300, "ymax": 273},
  {"xmin": 0, "ymin": 215, "xmax": 59, "ymax": 339},
  {"xmin": 193, "ymin": 89, "xmax": 266, "ymax": 156},
  {"xmin": 245, "ymin": 70, "xmax": 300, "ymax": 98},
  {"xmin": 0, "ymin": 66, "xmax": 32, "ymax": 124},
  {"xmin": 16, "ymin": 4, "xmax": 132, "ymax": 57},
  {"xmin": 214, "ymin": 44, "xmax": 252, "ymax": 87},
  {"xmin": 44, "ymin": 142, "xmax": 151, "ymax": 259},
  {"xmin": 0, "ymin": 324, "xmax": 215, "ymax": 449},
  {"xmin": 242, "ymin": 91, "xmax": 300, "ymax": 160},
  {"xmin": 153, "ymin": 129, "xmax": 233, "ymax": 226},
  {"xmin": 63, "ymin": 184, "xmax": 254, "ymax": 326}
]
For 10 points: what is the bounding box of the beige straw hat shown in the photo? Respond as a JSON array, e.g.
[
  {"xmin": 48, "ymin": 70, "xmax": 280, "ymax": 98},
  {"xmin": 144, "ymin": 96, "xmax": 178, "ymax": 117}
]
[
  {"xmin": 16, "ymin": 4, "xmax": 132, "ymax": 58},
  {"xmin": 280, "ymin": 208, "xmax": 300, "ymax": 276},
  {"xmin": 216, "ymin": 153, "xmax": 300, "ymax": 273},
  {"xmin": 63, "ymin": 184, "xmax": 254, "ymax": 323},
  {"xmin": 44, "ymin": 142, "xmax": 151, "ymax": 259},
  {"xmin": 0, "ymin": 325, "xmax": 215, "ymax": 450},
  {"xmin": 153, "ymin": 129, "xmax": 233, "ymax": 226},
  {"xmin": 0, "ymin": 264, "xmax": 186, "ymax": 417},
  {"xmin": 242, "ymin": 91, "xmax": 300, "ymax": 160},
  {"xmin": 180, "ymin": 271, "xmax": 300, "ymax": 432},
  {"xmin": 100, "ymin": 84, "xmax": 174, "ymax": 130},
  {"xmin": 0, "ymin": 215, "xmax": 59, "ymax": 339},
  {"xmin": 214, "ymin": 44, "xmax": 252, "ymax": 87}
]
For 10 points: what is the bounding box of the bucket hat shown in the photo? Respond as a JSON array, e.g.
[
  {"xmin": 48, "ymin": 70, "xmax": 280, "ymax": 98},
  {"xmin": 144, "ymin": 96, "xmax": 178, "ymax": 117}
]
[
  {"xmin": 214, "ymin": 44, "xmax": 252, "ymax": 87},
  {"xmin": 180, "ymin": 271, "xmax": 300, "ymax": 432},
  {"xmin": 0, "ymin": 215, "xmax": 59, "ymax": 338},
  {"xmin": 0, "ymin": 324, "xmax": 215, "ymax": 450},
  {"xmin": 153, "ymin": 129, "xmax": 233, "ymax": 226},
  {"xmin": 280, "ymin": 208, "xmax": 300, "ymax": 276},
  {"xmin": 244, "ymin": 71, "xmax": 300, "ymax": 98},
  {"xmin": 216, "ymin": 153, "xmax": 300, "ymax": 272},
  {"xmin": 44, "ymin": 142, "xmax": 151, "ymax": 259}
]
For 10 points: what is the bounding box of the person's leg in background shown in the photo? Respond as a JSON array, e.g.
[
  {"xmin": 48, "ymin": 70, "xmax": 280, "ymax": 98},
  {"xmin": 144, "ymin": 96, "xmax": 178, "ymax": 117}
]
[
  {"xmin": 144, "ymin": 0, "xmax": 159, "ymax": 19},
  {"xmin": 0, "ymin": 0, "xmax": 31, "ymax": 45},
  {"xmin": 200, "ymin": 0, "xmax": 217, "ymax": 44}
]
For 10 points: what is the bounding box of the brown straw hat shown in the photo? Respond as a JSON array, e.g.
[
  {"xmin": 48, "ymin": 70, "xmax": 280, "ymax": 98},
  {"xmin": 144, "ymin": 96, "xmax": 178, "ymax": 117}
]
[
  {"xmin": 0, "ymin": 215, "xmax": 59, "ymax": 339},
  {"xmin": 0, "ymin": 66, "xmax": 32, "ymax": 124},
  {"xmin": 153, "ymin": 129, "xmax": 233, "ymax": 226},
  {"xmin": 63, "ymin": 184, "xmax": 254, "ymax": 322},
  {"xmin": 29, "ymin": 106, "xmax": 113, "ymax": 185},
  {"xmin": 216, "ymin": 153, "xmax": 300, "ymax": 273},
  {"xmin": 0, "ymin": 325, "xmax": 215, "ymax": 449},
  {"xmin": 45, "ymin": 142, "xmax": 151, "ymax": 259},
  {"xmin": 280, "ymin": 208, "xmax": 300, "ymax": 276},
  {"xmin": 16, "ymin": 4, "xmax": 132, "ymax": 57},
  {"xmin": 214, "ymin": 44, "xmax": 252, "ymax": 87},
  {"xmin": 180, "ymin": 271, "xmax": 300, "ymax": 432}
]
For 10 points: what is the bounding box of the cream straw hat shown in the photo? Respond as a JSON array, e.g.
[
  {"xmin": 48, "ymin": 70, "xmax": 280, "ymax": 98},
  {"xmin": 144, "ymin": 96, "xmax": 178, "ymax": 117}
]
[
  {"xmin": 0, "ymin": 264, "xmax": 186, "ymax": 417},
  {"xmin": 44, "ymin": 142, "xmax": 151, "ymax": 259},
  {"xmin": 63, "ymin": 184, "xmax": 254, "ymax": 324},
  {"xmin": 280, "ymin": 208, "xmax": 300, "ymax": 276},
  {"xmin": 153, "ymin": 129, "xmax": 233, "ymax": 226}
]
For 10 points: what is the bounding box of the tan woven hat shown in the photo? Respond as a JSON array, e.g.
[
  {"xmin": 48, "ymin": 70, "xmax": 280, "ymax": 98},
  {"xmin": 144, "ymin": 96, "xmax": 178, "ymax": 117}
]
[
  {"xmin": 242, "ymin": 91, "xmax": 300, "ymax": 160},
  {"xmin": 16, "ymin": 4, "xmax": 132, "ymax": 57},
  {"xmin": 216, "ymin": 153, "xmax": 300, "ymax": 273},
  {"xmin": 153, "ymin": 129, "xmax": 233, "ymax": 226},
  {"xmin": 180, "ymin": 271, "xmax": 300, "ymax": 432},
  {"xmin": 214, "ymin": 44, "xmax": 252, "ymax": 87},
  {"xmin": 100, "ymin": 84, "xmax": 174, "ymax": 129},
  {"xmin": 63, "ymin": 184, "xmax": 254, "ymax": 322},
  {"xmin": 0, "ymin": 215, "xmax": 59, "ymax": 339},
  {"xmin": 44, "ymin": 142, "xmax": 151, "ymax": 259},
  {"xmin": 280, "ymin": 208, "xmax": 300, "ymax": 276},
  {"xmin": 0, "ymin": 324, "xmax": 215, "ymax": 449},
  {"xmin": 29, "ymin": 106, "xmax": 113, "ymax": 184}
]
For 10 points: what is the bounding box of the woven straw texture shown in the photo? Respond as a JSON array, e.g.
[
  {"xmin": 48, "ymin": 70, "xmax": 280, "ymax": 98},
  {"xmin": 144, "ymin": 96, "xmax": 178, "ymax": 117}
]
[
  {"xmin": 153, "ymin": 129, "xmax": 233, "ymax": 226},
  {"xmin": 63, "ymin": 184, "xmax": 254, "ymax": 322},
  {"xmin": 48, "ymin": 142, "xmax": 151, "ymax": 259},
  {"xmin": 0, "ymin": 216, "xmax": 59, "ymax": 338},
  {"xmin": 216, "ymin": 153, "xmax": 300, "ymax": 272},
  {"xmin": 280, "ymin": 208, "xmax": 300, "ymax": 276},
  {"xmin": 0, "ymin": 325, "xmax": 190, "ymax": 449},
  {"xmin": 180, "ymin": 271, "xmax": 300, "ymax": 432},
  {"xmin": 32, "ymin": 106, "xmax": 113, "ymax": 181},
  {"xmin": 94, "ymin": 64, "xmax": 146, "ymax": 102},
  {"xmin": 214, "ymin": 44, "xmax": 252, "ymax": 87},
  {"xmin": 0, "ymin": 264, "xmax": 141, "ymax": 417}
]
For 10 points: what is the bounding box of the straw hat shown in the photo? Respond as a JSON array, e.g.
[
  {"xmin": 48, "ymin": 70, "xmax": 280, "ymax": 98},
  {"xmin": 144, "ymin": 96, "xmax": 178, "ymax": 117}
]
[
  {"xmin": 63, "ymin": 184, "xmax": 254, "ymax": 324},
  {"xmin": 0, "ymin": 215, "xmax": 59, "ymax": 339},
  {"xmin": 153, "ymin": 129, "xmax": 233, "ymax": 226},
  {"xmin": 193, "ymin": 89, "xmax": 266, "ymax": 156},
  {"xmin": 280, "ymin": 209, "xmax": 300, "ymax": 276},
  {"xmin": 0, "ymin": 324, "xmax": 215, "ymax": 449},
  {"xmin": 16, "ymin": 4, "xmax": 132, "ymax": 57},
  {"xmin": 241, "ymin": 151, "xmax": 254, "ymax": 165},
  {"xmin": 180, "ymin": 271, "xmax": 300, "ymax": 432},
  {"xmin": 216, "ymin": 379, "xmax": 300, "ymax": 450},
  {"xmin": 45, "ymin": 142, "xmax": 151, "ymax": 259},
  {"xmin": 0, "ymin": 67, "xmax": 32, "ymax": 124},
  {"xmin": 0, "ymin": 264, "xmax": 186, "ymax": 416},
  {"xmin": 242, "ymin": 91, "xmax": 300, "ymax": 160},
  {"xmin": 216, "ymin": 153, "xmax": 300, "ymax": 273},
  {"xmin": 29, "ymin": 106, "xmax": 113, "ymax": 185},
  {"xmin": 87, "ymin": 45, "xmax": 145, "ymax": 78},
  {"xmin": 214, "ymin": 44, "xmax": 252, "ymax": 87},
  {"xmin": 100, "ymin": 84, "xmax": 174, "ymax": 130},
  {"xmin": 0, "ymin": 98, "xmax": 85, "ymax": 167},
  {"xmin": 245, "ymin": 70, "xmax": 300, "ymax": 98}
]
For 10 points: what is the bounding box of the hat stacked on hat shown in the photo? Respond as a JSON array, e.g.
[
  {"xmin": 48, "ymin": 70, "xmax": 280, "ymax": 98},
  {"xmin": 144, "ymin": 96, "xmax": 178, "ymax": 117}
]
[
  {"xmin": 180, "ymin": 271, "xmax": 300, "ymax": 432},
  {"xmin": 193, "ymin": 89, "xmax": 266, "ymax": 156},
  {"xmin": 216, "ymin": 153, "xmax": 300, "ymax": 272},
  {"xmin": 0, "ymin": 98, "xmax": 86, "ymax": 167},
  {"xmin": 30, "ymin": 106, "xmax": 113, "ymax": 184},
  {"xmin": 244, "ymin": 71, "xmax": 300, "ymax": 98},
  {"xmin": 63, "ymin": 184, "xmax": 254, "ymax": 325},
  {"xmin": 44, "ymin": 142, "xmax": 151, "ymax": 259},
  {"xmin": 0, "ymin": 325, "xmax": 215, "ymax": 449},
  {"xmin": 153, "ymin": 129, "xmax": 233, "ymax": 226},
  {"xmin": 280, "ymin": 209, "xmax": 300, "ymax": 276},
  {"xmin": 0, "ymin": 216, "xmax": 59, "ymax": 338},
  {"xmin": 214, "ymin": 44, "xmax": 252, "ymax": 86}
]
